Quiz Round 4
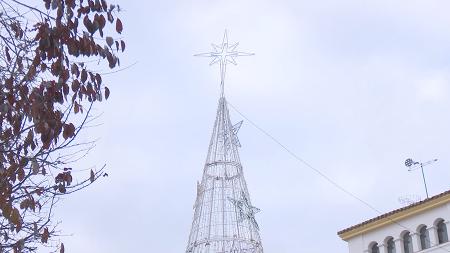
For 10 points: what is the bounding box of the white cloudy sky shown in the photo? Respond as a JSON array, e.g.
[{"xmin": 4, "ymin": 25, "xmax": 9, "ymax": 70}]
[{"xmin": 51, "ymin": 0, "xmax": 450, "ymax": 252}]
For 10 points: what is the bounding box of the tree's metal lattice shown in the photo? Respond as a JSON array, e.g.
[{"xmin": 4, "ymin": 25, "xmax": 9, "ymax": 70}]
[{"xmin": 186, "ymin": 31, "xmax": 263, "ymax": 253}]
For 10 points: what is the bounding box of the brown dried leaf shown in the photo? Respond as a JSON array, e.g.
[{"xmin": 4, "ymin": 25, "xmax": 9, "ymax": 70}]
[
  {"xmin": 17, "ymin": 168, "xmax": 25, "ymax": 181},
  {"xmin": 71, "ymin": 63, "xmax": 79, "ymax": 76},
  {"xmin": 62, "ymin": 123, "xmax": 75, "ymax": 139},
  {"xmin": 58, "ymin": 184, "xmax": 66, "ymax": 193},
  {"xmin": 95, "ymin": 73, "xmax": 102, "ymax": 84},
  {"xmin": 63, "ymin": 83, "xmax": 69, "ymax": 96},
  {"xmin": 83, "ymin": 16, "xmax": 93, "ymax": 33},
  {"xmin": 44, "ymin": 0, "xmax": 50, "ymax": 9},
  {"xmin": 98, "ymin": 14, "xmax": 106, "ymax": 29},
  {"xmin": 51, "ymin": 0, "xmax": 58, "ymax": 10},
  {"xmin": 5, "ymin": 46, "xmax": 11, "ymax": 62},
  {"xmin": 101, "ymin": 0, "xmax": 107, "ymax": 11},
  {"xmin": 11, "ymin": 208, "xmax": 21, "ymax": 226},
  {"xmin": 121, "ymin": 40, "xmax": 125, "ymax": 52},
  {"xmin": 106, "ymin": 36, "xmax": 113, "ymax": 47},
  {"xmin": 74, "ymin": 102, "xmax": 79, "ymax": 114},
  {"xmin": 41, "ymin": 63, "xmax": 47, "ymax": 72},
  {"xmin": 32, "ymin": 160, "xmax": 39, "ymax": 175},
  {"xmin": 72, "ymin": 79, "xmax": 80, "ymax": 92},
  {"xmin": 107, "ymin": 11, "xmax": 114, "ymax": 23},
  {"xmin": 81, "ymin": 69, "xmax": 87, "ymax": 83},
  {"xmin": 26, "ymin": 130, "xmax": 34, "ymax": 145},
  {"xmin": 41, "ymin": 228, "xmax": 49, "ymax": 243},
  {"xmin": 90, "ymin": 169, "xmax": 95, "ymax": 183},
  {"xmin": 116, "ymin": 18, "xmax": 123, "ymax": 34},
  {"xmin": 105, "ymin": 86, "xmax": 110, "ymax": 100}
]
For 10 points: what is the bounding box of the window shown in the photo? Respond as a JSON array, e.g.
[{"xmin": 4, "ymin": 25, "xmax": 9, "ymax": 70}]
[
  {"xmin": 419, "ymin": 226, "xmax": 431, "ymax": 249},
  {"xmin": 386, "ymin": 238, "xmax": 396, "ymax": 253},
  {"xmin": 371, "ymin": 243, "xmax": 380, "ymax": 253},
  {"xmin": 403, "ymin": 232, "xmax": 413, "ymax": 253},
  {"xmin": 437, "ymin": 220, "xmax": 449, "ymax": 244}
]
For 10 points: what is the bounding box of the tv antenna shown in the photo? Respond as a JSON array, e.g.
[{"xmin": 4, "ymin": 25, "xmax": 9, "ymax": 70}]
[
  {"xmin": 398, "ymin": 194, "xmax": 422, "ymax": 207},
  {"xmin": 404, "ymin": 158, "xmax": 438, "ymax": 199}
]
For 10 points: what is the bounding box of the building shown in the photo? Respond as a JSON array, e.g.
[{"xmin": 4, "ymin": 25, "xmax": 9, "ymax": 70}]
[{"xmin": 338, "ymin": 190, "xmax": 450, "ymax": 253}]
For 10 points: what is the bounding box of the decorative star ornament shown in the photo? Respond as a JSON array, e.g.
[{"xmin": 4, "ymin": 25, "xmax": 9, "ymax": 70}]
[
  {"xmin": 228, "ymin": 191, "xmax": 261, "ymax": 230},
  {"xmin": 223, "ymin": 120, "xmax": 243, "ymax": 149},
  {"xmin": 231, "ymin": 120, "xmax": 243, "ymax": 148},
  {"xmin": 195, "ymin": 30, "xmax": 254, "ymax": 95}
]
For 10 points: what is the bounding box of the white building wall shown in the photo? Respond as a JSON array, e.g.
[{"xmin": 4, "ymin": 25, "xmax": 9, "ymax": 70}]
[{"xmin": 347, "ymin": 202, "xmax": 450, "ymax": 253}]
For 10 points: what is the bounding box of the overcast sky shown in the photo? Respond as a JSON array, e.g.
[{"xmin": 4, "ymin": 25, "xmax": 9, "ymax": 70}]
[{"xmin": 52, "ymin": 0, "xmax": 450, "ymax": 252}]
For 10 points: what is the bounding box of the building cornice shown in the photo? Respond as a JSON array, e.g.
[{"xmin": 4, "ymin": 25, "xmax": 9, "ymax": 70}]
[{"xmin": 338, "ymin": 190, "xmax": 450, "ymax": 241}]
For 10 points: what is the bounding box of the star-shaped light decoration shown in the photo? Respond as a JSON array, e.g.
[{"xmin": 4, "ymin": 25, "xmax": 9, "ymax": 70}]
[
  {"xmin": 223, "ymin": 120, "xmax": 243, "ymax": 149},
  {"xmin": 231, "ymin": 120, "xmax": 243, "ymax": 147},
  {"xmin": 228, "ymin": 191, "xmax": 261, "ymax": 230},
  {"xmin": 195, "ymin": 30, "xmax": 254, "ymax": 95}
]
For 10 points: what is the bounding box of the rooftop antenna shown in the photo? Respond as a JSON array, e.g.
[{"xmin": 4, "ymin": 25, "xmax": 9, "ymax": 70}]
[
  {"xmin": 404, "ymin": 158, "xmax": 438, "ymax": 199},
  {"xmin": 398, "ymin": 194, "xmax": 422, "ymax": 207}
]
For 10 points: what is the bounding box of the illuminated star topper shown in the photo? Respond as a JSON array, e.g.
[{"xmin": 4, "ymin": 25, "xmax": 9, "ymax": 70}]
[{"xmin": 195, "ymin": 30, "xmax": 254, "ymax": 95}]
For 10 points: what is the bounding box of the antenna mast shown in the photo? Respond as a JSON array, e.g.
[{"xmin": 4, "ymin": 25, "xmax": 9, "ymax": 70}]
[{"xmin": 404, "ymin": 158, "xmax": 438, "ymax": 199}]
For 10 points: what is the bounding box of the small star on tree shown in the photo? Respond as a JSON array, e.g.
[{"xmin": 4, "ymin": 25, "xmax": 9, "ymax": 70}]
[{"xmin": 228, "ymin": 192, "xmax": 261, "ymax": 230}]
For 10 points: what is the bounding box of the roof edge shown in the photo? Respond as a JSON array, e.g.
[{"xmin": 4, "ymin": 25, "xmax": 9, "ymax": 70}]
[{"xmin": 337, "ymin": 190, "xmax": 450, "ymax": 241}]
